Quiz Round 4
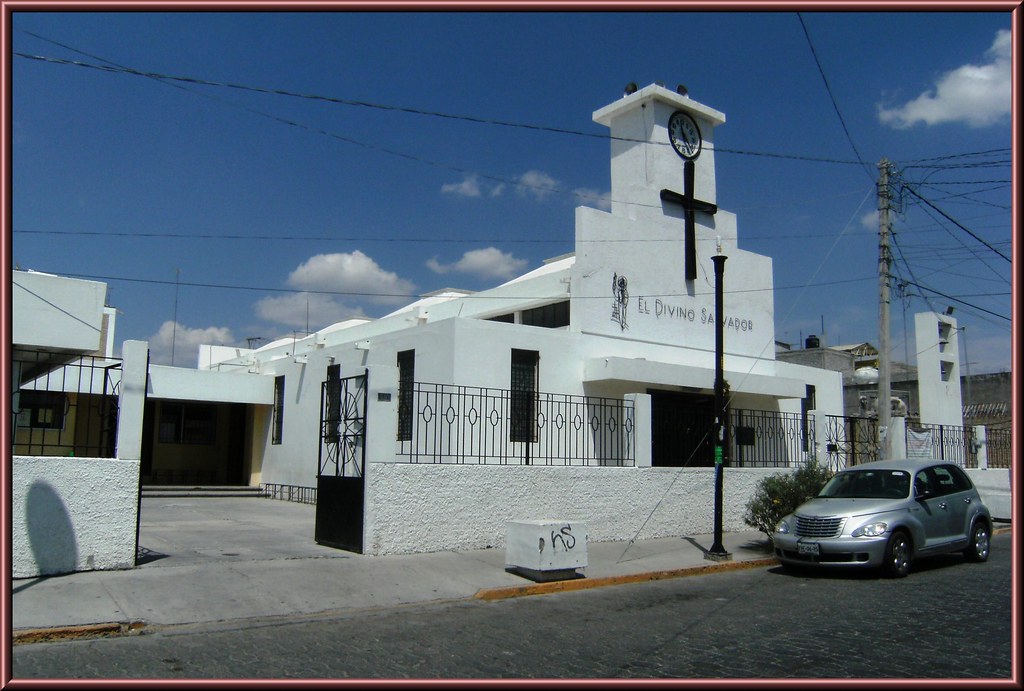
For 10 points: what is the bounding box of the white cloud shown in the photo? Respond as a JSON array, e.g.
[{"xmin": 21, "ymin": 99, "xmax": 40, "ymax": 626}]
[
  {"xmin": 286, "ymin": 250, "xmax": 415, "ymax": 303},
  {"xmin": 516, "ymin": 170, "xmax": 559, "ymax": 201},
  {"xmin": 425, "ymin": 256, "xmax": 448, "ymax": 274},
  {"xmin": 426, "ymin": 247, "xmax": 529, "ymax": 280},
  {"xmin": 860, "ymin": 210, "xmax": 879, "ymax": 230},
  {"xmin": 254, "ymin": 292, "xmax": 366, "ymax": 330},
  {"xmin": 878, "ymin": 29, "xmax": 1011, "ymax": 129},
  {"xmin": 572, "ymin": 187, "xmax": 612, "ymax": 211},
  {"xmin": 147, "ymin": 320, "xmax": 235, "ymax": 366},
  {"xmin": 442, "ymin": 174, "xmax": 508, "ymax": 199},
  {"xmin": 442, "ymin": 174, "xmax": 484, "ymax": 197}
]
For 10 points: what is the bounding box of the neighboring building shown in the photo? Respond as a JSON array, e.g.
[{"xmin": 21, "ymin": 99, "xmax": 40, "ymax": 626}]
[
  {"xmin": 776, "ymin": 326, "xmax": 1011, "ymax": 428},
  {"xmin": 777, "ymin": 312, "xmax": 1011, "ymax": 477},
  {"xmin": 10, "ymin": 270, "xmax": 141, "ymax": 577},
  {"xmin": 776, "ymin": 337, "xmax": 919, "ymax": 416},
  {"xmin": 11, "ymin": 270, "xmax": 121, "ymax": 458},
  {"xmin": 192, "ymin": 84, "xmax": 847, "ymax": 554}
]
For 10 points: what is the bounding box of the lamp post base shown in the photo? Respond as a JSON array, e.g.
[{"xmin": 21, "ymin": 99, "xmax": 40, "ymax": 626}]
[{"xmin": 704, "ymin": 550, "xmax": 733, "ymax": 562}]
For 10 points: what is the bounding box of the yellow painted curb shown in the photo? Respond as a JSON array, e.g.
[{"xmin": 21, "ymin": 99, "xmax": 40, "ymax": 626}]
[
  {"xmin": 475, "ymin": 557, "xmax": 779, "ymax": 601},
  {"xmin": 13, "ymin": 621, "xmax": 146, "ymax": 645}
]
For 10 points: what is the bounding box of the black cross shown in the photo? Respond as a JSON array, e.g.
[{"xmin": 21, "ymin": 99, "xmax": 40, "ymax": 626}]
[{"xmin": 660, "ymin": 160, "xmax": 718, "ymax": 281}]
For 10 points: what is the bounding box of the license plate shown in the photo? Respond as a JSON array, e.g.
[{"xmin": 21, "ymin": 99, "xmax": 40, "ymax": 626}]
[{"xmin": 798, "ymin": 542, "xmax": 820, "ymax": 556}]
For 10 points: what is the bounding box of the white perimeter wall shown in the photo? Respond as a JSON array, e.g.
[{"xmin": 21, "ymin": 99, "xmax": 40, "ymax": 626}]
[
  {"xmin": 965, "ymin": 468, "xmax": 1012, "ymax": 522},
  {"xmin": 363, "ymin": 462, "xmax": 1012, "ymax": 556},
  {"xmin": 364, "ymin": 463, "xmax": 779, "ymax": 556},
  {"xmin": 12, "ymin": 456, "xmax": 140, "ymax": 578}
]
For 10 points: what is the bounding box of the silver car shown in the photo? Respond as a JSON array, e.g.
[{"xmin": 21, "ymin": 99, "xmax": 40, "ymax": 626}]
[{"xmin": 773, "ymin": 458, "xmax": 992, "ymax": 577}]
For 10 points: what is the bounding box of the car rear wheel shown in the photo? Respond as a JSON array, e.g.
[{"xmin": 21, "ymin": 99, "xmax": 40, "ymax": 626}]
[
  {"xmin": 963, "ymin": 522, "xmax": 990, "ymax": 563},
  {"xmin": 882, "ymin": 531, "xmax": 911, "ymax": 578}
]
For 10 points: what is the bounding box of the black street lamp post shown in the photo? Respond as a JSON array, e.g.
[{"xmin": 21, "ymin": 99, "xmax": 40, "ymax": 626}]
[{"xmin": 707, "ymin": 253, "xmax": 732, "ymax": 561}]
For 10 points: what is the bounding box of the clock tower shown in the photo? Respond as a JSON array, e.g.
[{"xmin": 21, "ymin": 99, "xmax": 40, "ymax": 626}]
[
  {"xmin": 592, "ymin": 83, "xmax": 725, "ymax": 220},
  {"xmin": 573, "ymin": 83, "xmax": 774, "ymax": 359}
]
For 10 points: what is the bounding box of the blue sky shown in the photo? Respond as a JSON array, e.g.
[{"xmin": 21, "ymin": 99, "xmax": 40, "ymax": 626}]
[{"xmin": 9, "ymin": 10, "xmax": 1013, "ymax": 374}]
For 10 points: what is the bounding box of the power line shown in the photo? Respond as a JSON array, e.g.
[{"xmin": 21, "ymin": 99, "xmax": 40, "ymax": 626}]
[
  {"xmin": 796, "ymin": 13, "xmax": 872, "ymax": 182},
  {"xmin": 903, "ymin": 148, "xmax": 1010, "ymax": 163},
  {"xmin": 899, "ymin": 279, "xmax": 1010, "ymax": 321},
  {"xmin": 900, "ymin": 185, "xmax": 1011, "ymax": 262},
  {"xmin": 14, "ymin": 48, "xmax": 868, "ymax": 167},
  {"xmin": 49, "ymin": 269, "xmax": 877, "ymax": 300}
]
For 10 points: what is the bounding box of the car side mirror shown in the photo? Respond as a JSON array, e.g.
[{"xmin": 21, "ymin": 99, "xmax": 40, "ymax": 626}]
[{"xmin": 915, "ymin": 487, "xmax": 932, "ymax": 500}]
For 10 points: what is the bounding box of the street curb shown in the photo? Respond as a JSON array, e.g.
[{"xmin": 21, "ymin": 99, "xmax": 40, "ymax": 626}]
[
  {"xmin": 474, "ymin": 557, "xmax": 780, "ymax": 601},
  {"xmin": 13, "ymin": 621, "xmax": 147, "ymax": 645}
]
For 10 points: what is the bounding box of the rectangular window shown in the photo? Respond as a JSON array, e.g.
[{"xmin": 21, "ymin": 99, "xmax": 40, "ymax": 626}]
[
  {"xmin": 397, "ymin": 350, "xmax": 415, "ymax": 441},
  {"xmin": 323, "ymin": 365, "xmax": 341, "ymax": 444},
  {"xmin": 159, "ymin": 403, "xmax": 217, "ymax": 445},
  {"xmin": 510, "ymin": 349, "xmax": 539, "ymax": 443},
  {"xmin": 521, "ymin": 301, "xmax": 570, "ymax": 329},
  {"xmin": 15, "ymin": 390, "xmax": 67, "ymax": 430},
  {"xmin": 272, "ymin": 375, "xmax": 286, "ymax": 445}
]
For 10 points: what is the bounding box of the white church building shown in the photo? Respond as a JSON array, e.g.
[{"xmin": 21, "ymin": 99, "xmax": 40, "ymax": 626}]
[
  {"xmin": 192, "ymin": 84, "xmax": 847, "ymax": 555},
  {"xmin": 14, "ymin": 86, "xmax": 1006, "ymax": 578}
]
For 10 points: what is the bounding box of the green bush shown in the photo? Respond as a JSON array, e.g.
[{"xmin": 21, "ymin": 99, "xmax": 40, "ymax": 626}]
[{"xmin": 744, "ymin": 461, "xmax": 835, "ymax": 543}]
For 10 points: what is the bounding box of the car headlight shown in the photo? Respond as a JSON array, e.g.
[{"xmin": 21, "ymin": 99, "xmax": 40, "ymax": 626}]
[
  {"xmin": 852, "ymin": 522, "xmax": 888, "ymax": 537},
  {"xmin": 776, "ymin": 519, "xmax": 791, "ymax": 535}
]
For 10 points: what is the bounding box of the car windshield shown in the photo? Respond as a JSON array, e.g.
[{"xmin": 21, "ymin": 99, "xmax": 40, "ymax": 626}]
[{"xmin": 817, "ymin": 469, "xmax": 911, "ymax": 499}]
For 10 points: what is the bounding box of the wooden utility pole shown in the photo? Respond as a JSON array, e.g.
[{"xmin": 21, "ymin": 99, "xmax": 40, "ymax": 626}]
[{"xmin": 877, "ymin": 159, "xmax": 892, "ymax": 458}]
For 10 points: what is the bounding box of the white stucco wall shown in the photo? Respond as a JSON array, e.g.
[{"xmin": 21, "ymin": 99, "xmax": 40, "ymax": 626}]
[
  {"xmin": 363, "ymin": 463, "xmax": 779, "ymax": 556},
  {"xmin": 12, "ymin": 456, "xmax": 140, "ymax": 578},
  {"xmin": 12, "ymin": 270, "xmax": 107, "ymax": 353},
  {"xmin": 965, "ymin": 468, "xmax": 1012, "ymax": 521},
  {"xmin": 915, "ymin": 312, "xmax": 963, "ymax": 426}
]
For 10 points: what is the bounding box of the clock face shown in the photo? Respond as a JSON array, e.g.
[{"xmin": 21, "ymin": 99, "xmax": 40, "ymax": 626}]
[{"xmin": 668, "ymin": 111, "xmax": 702, "ymax": 160}]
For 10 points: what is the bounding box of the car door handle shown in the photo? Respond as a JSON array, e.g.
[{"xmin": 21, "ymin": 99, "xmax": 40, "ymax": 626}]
[
  {"xmin": 964, "ymin": 497, "xmax": 972, "ymax": 504},
  {"xmin": 938, "ymin": 502, "xmax": 948, "ymax": 510}
]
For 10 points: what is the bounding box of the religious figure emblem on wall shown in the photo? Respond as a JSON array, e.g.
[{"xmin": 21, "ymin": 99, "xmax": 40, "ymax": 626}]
[{"xmin": 611, "ymin": 273, "xmax": 629, "ymax": 331}]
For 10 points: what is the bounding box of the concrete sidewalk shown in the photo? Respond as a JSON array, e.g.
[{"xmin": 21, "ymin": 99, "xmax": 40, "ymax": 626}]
[{"xmin": 11, "ymin": 496, "xmax": 777, "ymax": 643}]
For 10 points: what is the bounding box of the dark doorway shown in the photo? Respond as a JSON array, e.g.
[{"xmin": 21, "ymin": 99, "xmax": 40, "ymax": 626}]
[
  {"xmin": 141, "ymin": 401, "xmax": 250, "ymax": 485},
  {"xmin": 649, "ymin": 390, "xmax": 715, "ymax": 467}
]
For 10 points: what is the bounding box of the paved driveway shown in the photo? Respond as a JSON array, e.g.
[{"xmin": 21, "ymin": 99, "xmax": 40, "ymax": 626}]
[{"xmin": 137, "ymin": 496, "xmax": 347, "ymax": 567}]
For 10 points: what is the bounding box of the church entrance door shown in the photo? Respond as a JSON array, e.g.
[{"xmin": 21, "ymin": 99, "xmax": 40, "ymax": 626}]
[{"xmin": 649, "ymin": 390, "xmax": 715, "ymax": 467}]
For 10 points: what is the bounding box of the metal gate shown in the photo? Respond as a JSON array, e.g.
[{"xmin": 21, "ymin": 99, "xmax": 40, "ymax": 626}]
[
  {"xmin": 824, "ymin": 415, "xmax": 879, "ymax": 471},
  {"xmin": 314, "ymin": 367, "xmax": 367, "ymax": 553}
]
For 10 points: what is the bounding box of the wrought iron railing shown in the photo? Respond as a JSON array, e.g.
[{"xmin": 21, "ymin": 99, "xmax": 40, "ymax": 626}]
[
  {"xmin": 824, "ymin": 415, "xmax": 879, "ymax": 471},
  {"xmin": 261, "ymin": 483, "xmax": 317, "ymax": 505},
  {"xmin": 729, "ymin": 409, "xmax": 815, "ymax": 468},
  {"xmin": 397, "ymin": 383, "xmax": 634, "ymax": 466},
  {"xmin": 985, "ymin": 427, "xmax": 1011, "ymax": 469},
  {"xmin": 319, "ymin": 371, "xmax": 367, "ymax": 478},
  {"xmin": 906, "ymin": 422, "xmax": 977, "ymax": 468},
  {"xmin": 12, "ymin": 350, "xmax": 122, "ymax": 458}
]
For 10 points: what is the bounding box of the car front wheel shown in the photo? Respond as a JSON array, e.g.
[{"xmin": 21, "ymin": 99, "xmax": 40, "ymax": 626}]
[
  {"xmin": 963, "ymin": 522, "xmax": 991, "ymax": 563},
  {"xmin": 883, "ymin": 531, "xmax": 911, "ymax": 578}
]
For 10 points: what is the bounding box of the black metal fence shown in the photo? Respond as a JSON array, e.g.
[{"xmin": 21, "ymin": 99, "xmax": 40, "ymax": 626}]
[
  {"xmin": 985, "ymin": 427, "xmax": 1011, "ymax": 469},
  {"xmin": 824, "ymin": 415, "xmax": 879, "ymax": 470},
  {"xmin": 397, "ymin": 383, "xmax": 634, "ymax": 466},
  {"xmin": 12, "ymin": 350, "xmax": 121, "ymax": 458},
  {"xmin": 261, "ymin": 483, "xmax": 317, "ymax": 505},
  {"xmin": 729, "ymin": 409, "xmax": 815, "ymax": 468},
  {"xmin": 905, "ymin": 422, "xmax": 977, "ymax": 468}
]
